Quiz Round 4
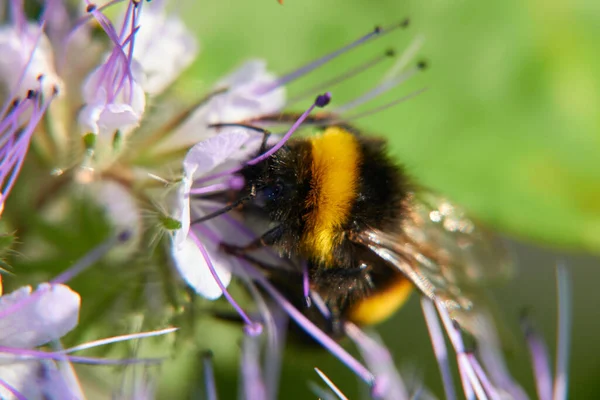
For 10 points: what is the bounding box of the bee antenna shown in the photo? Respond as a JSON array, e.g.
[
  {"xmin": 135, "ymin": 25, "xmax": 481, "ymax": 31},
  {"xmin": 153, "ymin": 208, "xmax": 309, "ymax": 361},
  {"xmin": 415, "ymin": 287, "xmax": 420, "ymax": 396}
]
[
  {"xmin": 191, "ymin": 191, "xmax": 258, "ymax": 225},
  {"xmin": 255, "ymin": 20, "xmax": 410, "ymax": 95},
  {"xmin": 287, "ymin": 48, "xmax": 397, "ymax": 106},
  {"xmin": 208, "ymin": 123, "xmax": 270, "ymax": 135}
]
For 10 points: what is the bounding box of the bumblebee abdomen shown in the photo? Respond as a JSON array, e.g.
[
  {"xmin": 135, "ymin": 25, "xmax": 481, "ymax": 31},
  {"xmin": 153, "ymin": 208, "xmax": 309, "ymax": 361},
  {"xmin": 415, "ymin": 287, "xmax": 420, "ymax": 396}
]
[{"xmin": 300, "ymin": 127, "xmax": 361, "ymax": 264}]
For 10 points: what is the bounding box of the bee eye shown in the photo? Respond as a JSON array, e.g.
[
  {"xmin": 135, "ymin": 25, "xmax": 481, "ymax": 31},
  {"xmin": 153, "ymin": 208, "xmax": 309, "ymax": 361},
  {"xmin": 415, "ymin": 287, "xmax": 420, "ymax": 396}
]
[{"xmin": 263, "ymin": 180, "xmax": 285, "ymax": 200}]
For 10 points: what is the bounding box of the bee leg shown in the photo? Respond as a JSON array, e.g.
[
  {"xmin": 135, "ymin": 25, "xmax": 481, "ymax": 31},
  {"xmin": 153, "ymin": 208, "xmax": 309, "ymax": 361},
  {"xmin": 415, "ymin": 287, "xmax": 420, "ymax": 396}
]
[{"xmin": 220, "ymin": 225, "xmax": 284, "ymax": 255}]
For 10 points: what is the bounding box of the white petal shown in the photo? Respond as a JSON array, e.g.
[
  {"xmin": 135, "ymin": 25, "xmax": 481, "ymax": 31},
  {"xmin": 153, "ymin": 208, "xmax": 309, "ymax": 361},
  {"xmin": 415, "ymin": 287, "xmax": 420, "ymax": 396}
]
[
  {"xmin": 79, "ymin": 60, "xmax": 146, "ymax": 137},
  {"xmin": 171, "ymin": 235, "xmax": 231, "ymax": 300},
  {"xmin": 210, "ymin": 59, "xmax": 286, "ymax": 123},
  {"xmin": 0, "ymin": 284, "xmax": 80, "ymax": 348},
  {"xmin": 0, "ymin": 361, "xmax": 79, "ymax": 400},
  {"xmin": 183, "ymin": 130, "xmax": 251, "ymax": 179},
  {"xmin": 172, "ymin": 176, "xmax": 192, "ymax": 248},
  {"xmin": 164, "ymin": 60, "xmax": 285, "ymax": 151},
  {"xmin": 133, "ymin": 6, "xmax": 199, "ymax": 95},
  {"xmin": 0, "ymin": 23, "xmax": 63, "ymax": 98}
]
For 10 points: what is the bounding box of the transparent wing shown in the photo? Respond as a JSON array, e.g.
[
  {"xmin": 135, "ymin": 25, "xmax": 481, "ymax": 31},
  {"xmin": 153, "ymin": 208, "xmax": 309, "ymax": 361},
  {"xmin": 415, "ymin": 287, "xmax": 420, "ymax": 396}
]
[{"xmin": 352, "ymin": 190, "xmax": 513, "ymax": 325}]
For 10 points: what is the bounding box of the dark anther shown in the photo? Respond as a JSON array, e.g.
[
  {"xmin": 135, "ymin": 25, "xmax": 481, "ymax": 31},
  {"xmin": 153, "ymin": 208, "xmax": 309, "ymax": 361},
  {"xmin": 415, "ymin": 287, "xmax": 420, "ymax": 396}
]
[
  {"xmin": 401, "ymin": 18, "xmax": 410, "ymax": 28},
  {"xmin": 36, "ymin": 74, "xmax": 44, "ymax": 81},
  {"xmin": 26, "ymin": 90, "xmax": 37, "ymax": 99},
  {"xmin": 86, "ymin": 3, "xmax": 97, "ymax": 12},
  {"xmin": 52, "ymin": 86, "xmax": 60, "ymax": 96},
  {"xmin": 117, "ymin": 230, "xmax": 132, "ymax": 242},
  {"xmin": 373, "ymin": 26, "xmax": 382, "ymax": 34},
  {"xmin": 201, "ymin": 350, "xmax": 214, "ymax": 359},
  {"xmin": 315, "ymin": 92, "xmax": 331, "ymax": 108},
  {"xmin": 417, "ymin": 60, "xmax": 429, "ymax": 70},
  {"xmin": 385, "ymin": 48, "xmax": 396, "ymax": 57}
]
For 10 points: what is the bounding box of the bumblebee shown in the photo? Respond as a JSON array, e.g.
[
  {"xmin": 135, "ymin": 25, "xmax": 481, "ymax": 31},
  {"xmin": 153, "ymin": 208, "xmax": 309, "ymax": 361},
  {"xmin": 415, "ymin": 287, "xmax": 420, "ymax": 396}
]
[{"xmin": 203, "ymin": 116, "xmax": 509, "ymax": 334}]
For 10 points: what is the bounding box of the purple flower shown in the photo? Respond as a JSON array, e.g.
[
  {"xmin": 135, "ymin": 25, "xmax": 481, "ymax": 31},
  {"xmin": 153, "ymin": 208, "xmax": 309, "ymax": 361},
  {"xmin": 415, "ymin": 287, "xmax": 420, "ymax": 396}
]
[{"xmin": 0, "ymin": 283, "xmax": 81, "ymax": 399}]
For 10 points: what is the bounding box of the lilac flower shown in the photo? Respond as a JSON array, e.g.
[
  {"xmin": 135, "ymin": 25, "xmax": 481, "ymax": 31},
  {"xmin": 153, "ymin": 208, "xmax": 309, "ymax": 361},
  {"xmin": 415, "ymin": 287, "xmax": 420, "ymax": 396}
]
[
  {"xmin": 0, "ymin": 2, "xmax": 63, "ymax": 97},
  {"xmin": 0, "ymin": 283, "xmax": 80, "ymax": 399}
]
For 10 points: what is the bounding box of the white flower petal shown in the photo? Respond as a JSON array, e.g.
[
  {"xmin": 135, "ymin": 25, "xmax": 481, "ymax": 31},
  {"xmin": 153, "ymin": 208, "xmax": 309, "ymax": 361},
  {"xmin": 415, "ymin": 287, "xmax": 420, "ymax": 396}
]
[
  {"xmin": 0, "ymin": 361, "xmax": 78, "ymax": 400},
  {"xmin": 183, "ymin": 130, "xmax": 251, "ymax": 179},
  {"xmin": 0, "ymin": 284, "xmax": 80, "ymax": 348},
  {"xmin": 172, "ymin": 176, "xmax": 192, "ymax": 248},
  {"xmin": 163, "ymin": 60, "xmax": 285, "ymax": 151},
  {"xmin": 171, "ymin": 235, "xmax": 231, "ymax": 300},
  {"xmin": 0, "ymin": 23, "xmax": 63, "ymax": 98},
  {"xmin": 133, "ymin": 6, "xmax": 198, "ymax": 95},
  {"xmin": 79, "ymin": 60, "xmax": 146, "ymax": 137}
]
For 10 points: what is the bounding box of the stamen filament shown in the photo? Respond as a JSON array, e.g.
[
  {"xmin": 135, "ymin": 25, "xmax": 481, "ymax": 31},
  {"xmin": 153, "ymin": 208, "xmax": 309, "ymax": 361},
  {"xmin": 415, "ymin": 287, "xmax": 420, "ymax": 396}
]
[
  {"xmin": 256, "ymin": 20, "xmax": 409, "ymax": 95},
  {"xmin": 421, "ymin": 297, "xmax": 456, "ymax": 400},
  {"xmin": 314, "ymin": 368, "xmax": 349, "ymax": 400},
  {"xmin": 195, "ymin": 93, "xmax": 331, "ymax": 185},
  {"xmin": 241, "ymin": 260, "xmax": 375, "ymax": 386},
  {"xmin": 553, "ymin": 263, "xmax": 572, "ymax": 400},
  {"xmin": 189, "ymin": 229, "xmax": 262, "ymax": 335}
]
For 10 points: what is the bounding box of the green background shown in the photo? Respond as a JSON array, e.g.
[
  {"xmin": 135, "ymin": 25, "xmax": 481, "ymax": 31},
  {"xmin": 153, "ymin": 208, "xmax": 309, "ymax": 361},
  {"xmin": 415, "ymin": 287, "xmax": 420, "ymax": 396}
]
[{"xmin": 157, "ymin": 0, "xmax": 600, "ymax": 398}]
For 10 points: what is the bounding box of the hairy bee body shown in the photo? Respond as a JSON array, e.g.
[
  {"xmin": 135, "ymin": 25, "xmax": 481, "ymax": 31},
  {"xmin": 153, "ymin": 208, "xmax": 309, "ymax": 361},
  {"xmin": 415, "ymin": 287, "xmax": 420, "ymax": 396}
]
[{"xmin": 238, "ymin": 125, "xmax": 415, "ymax": 326}]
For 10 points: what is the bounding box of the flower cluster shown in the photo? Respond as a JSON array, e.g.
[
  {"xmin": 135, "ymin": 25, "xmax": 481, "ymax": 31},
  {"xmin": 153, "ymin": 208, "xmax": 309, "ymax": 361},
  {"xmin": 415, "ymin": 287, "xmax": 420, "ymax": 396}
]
[{"xmin": 0, "ymin": 0, "xmax": 572, "ymax": 399}]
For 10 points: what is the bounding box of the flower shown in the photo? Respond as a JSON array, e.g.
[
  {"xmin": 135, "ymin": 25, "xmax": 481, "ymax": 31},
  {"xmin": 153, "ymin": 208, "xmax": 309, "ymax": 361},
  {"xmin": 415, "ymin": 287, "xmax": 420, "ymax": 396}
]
[{"xmin": 0, "ymin": 283, "xmax": 81, "ymax": 399}]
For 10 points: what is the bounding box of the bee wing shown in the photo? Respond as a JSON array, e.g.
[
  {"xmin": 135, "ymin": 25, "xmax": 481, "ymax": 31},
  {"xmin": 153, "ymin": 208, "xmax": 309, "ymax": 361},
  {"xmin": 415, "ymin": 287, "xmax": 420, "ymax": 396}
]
[{"xmin": 353, "ymin": 191, "xmax": 513, "ymax": 325}]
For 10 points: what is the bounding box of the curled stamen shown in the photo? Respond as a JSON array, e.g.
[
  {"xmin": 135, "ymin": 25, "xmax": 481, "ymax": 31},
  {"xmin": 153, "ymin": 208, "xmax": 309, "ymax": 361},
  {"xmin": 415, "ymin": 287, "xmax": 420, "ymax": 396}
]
[{"xmin": 256, "ymin": 20, "xmax": 410, "ymax": 95}]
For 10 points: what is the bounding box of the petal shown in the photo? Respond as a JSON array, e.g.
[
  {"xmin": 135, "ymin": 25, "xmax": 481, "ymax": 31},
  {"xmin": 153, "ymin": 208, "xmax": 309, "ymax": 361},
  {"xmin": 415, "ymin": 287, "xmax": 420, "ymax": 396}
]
[
  {"xmin": 183, "ymin": 130, "xmax": 251, "ymax": 179},
  {"xmin": 171, "ymin": 235, "xmax": 231, "ymax": 300},
  {"xmin": 133, "ymin": 7, "xmax": 199, "ymax": 95},
  {"xmin": 0, "ymin": 361, "xmax": 78, "ymax": 400},
  {"xmin": 0, "ymin": 23, "xmax": 63, "ymax": 98},
  {"xmin": 172, "ymin": 176, "xmax": 192, "ymax": 248},
  {"xmin": 0, "ymin": 284, "xmax": 80, "ymax": 348}
]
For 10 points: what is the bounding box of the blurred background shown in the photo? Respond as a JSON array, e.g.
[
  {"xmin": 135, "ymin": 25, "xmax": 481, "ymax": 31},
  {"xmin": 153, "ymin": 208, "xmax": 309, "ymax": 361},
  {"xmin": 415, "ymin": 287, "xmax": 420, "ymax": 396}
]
[{"xmin": 156, "ymin": 0, "xmax": 599, "ymax": 398}]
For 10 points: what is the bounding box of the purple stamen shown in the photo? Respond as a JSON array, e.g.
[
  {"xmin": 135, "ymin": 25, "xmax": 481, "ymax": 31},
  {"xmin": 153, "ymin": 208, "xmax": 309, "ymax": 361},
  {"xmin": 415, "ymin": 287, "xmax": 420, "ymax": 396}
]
[
  {"xmin": 0, "ymin": 346, "xmax": 163, "ymax": 365},
  {"xmin": 240, "ymin": 334, "xmax": 267, "ymax": 400},
  {"xmin": 241, "ymin": 260, "xmax": 375, "ymax": 386},
  {"xmin": 247, "ymin": 93, "xmax": 330, "ymax": 166},
  {"xmin": 553, "ymin": 263, "xmax": 572, "ymax": 400},
  {"xmin": 434, "ymin": 302, "xmax": 480, "ymax": 400},
  {"xmin": 287, "ymin": 49, "xmax": 396, "ymax": 106},
  {"xmin": 60, "ymin": 327, "xmax": 177, "ymax": 354},
  {"xmin": 521, "ymin": 314, "xmax": 552, "ymax": 400},
  {"xmin": 189, "ymin": 229, "xmax": 263, "ymax": 335},
  {"xmin": 332, "ymin": 65, "xmax": 422, "ymax": 114},
  {"xmin": 332, "ymin": 88, "xmax": 427, "ymax": 125},
  {"xmin": 0, "ymin": 377, "xmax": 26, "ymax": 400},
  {"xmin": 50, "ymin": 231, "xmax": 130, "ymax": 285},
  {"xmin": 202, "ymin": 351, "xmax": 217, "ymax": 400},
  {"xmin": 467, "ymin": 353, "xmax": 501, "ymax": 400},
  {"xmin": 314, "ymin": 368, "xmax": 349, "ymax": 400},
  {"xmin": 195, "ymin": 93, "xmax": 332, "ymax": 185},
  {"xmin": 309, "ymin": 292, "xmax": 331, "ymax": 319},
  {"xmin": 420, "ymin": 298, "xmax": 456, "ymax": 400},
  {"xmin": 255, "ymin": 20, "xmax": 409, "ymax": 95},
  {"xmin": 302, "ymin": 261, "xmax": 310, "ymax": 305}
]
